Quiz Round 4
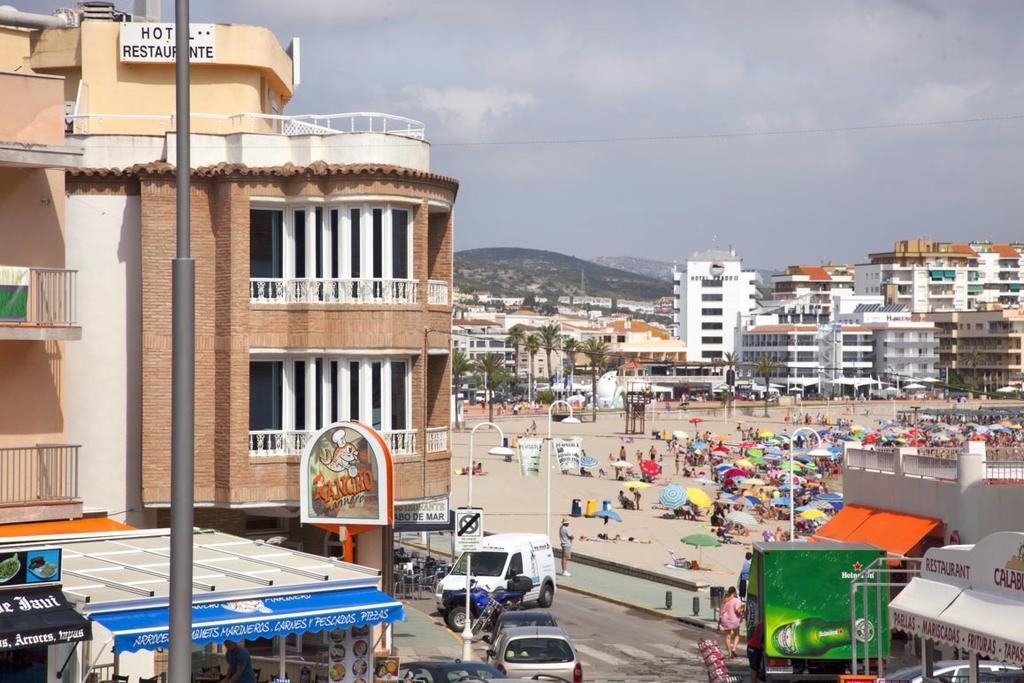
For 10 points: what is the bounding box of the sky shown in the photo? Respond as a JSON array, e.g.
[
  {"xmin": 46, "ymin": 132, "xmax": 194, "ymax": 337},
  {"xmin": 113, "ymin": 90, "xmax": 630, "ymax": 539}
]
[{"xmin": 18, "ymin": 1, "xmax": 1024, "ymax": 268}]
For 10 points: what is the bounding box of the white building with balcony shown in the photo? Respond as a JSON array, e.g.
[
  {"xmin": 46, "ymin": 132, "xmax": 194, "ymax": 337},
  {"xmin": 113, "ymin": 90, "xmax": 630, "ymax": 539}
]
[{"xmin": 673, "ymin": 248, "xmax": 758, "ymax": 361}]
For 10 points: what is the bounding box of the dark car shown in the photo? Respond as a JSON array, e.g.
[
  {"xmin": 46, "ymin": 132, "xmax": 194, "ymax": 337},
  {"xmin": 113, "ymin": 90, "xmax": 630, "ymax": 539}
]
[
  {"xmin": 490, "ymin": 610, "xmax": 558, "ymax": 644},
  {"xmin": 399, "ymin": 659, "xmax": 505, "ymax": 682}
]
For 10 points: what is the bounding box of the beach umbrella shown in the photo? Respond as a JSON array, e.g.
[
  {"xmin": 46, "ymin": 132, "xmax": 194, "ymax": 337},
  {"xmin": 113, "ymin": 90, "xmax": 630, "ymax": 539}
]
[
  {"xmin": 623, "ymin": 481, "xmax": 651, "ymax": 491},
  {"xmin": 746, "ymin": 448, "xmax": 764, "ymax": 458},
  {"xmin": 717, "ymin": 493, "xmax": 738, "ymax": 503},
  {"xmin": 743, "ymin": 478, "xmax": 765, "ymax": 486},
  {"xmin": 680, "ymin": 532, "xmax": 720, "ymax": 563},
  {"xmin": 714, "ymin": 434, "xmax": 732, "ymax": 442},
  {"xmin": 814, "ymin": 492, "xmax": 843, "ymax": 502},
  {"xmin": 779, "ymin": 461, "xmax": 804, "ymax": 472},
  {"xmin": 696, "ymin": 477, "xmax": 716, "ymax": 486},
  {"xmin": 734, "ymin": 459, "xmax": 754, "ymax": 469},
  {"xmin": 580, "ymin": 455, "xmax": 599, "ymax": 470},
  {"xmin": 685, "ymin": 487, "xmax": 712, "ymax": 508},
  {"xmin": 740, "ymin": 441, "xmax": 756, "ymax": 448},
  {"xmin": 712, "ymin": 445, "xmax": 731, "ymax": 454},
  {"xmin": 659, "ymin": 484, "xmax": 688, "ymax": 509},
  {"xmin": 758, "ymin": 430, "xmax": 774, "ymax": 439},
  {"xmin": 722, "ymin": 467, "xmax": 746, "ymax": 478},
  {"xmin": 692, "ymin": 440, "xmax": 708, "ymax": 451},
  {"xmin": 610, "ymin": 461, "xmax": 633, "ymax": 469},
  {"xmin": 800, "ymin": 508, "xmax": 826, "ymax": 520},
  {"xmin": 726, "ymin": 511, "xmax": 758, "ymax": 527},
  {"xmin": 689, "ymin": 417, "xmax": 705, "ymax": 425},
  {"xmin": 593, "ymin": 509, "xmax": 623, "ymax": 523},
  {"xmin": 639, "ymin": 460, "xmax": 662, "ymax": 478},
  {"xmin": 772, "ymin": 497, "xmax": 792, "ymax": 507},
  {"xmin": 743, "ymin": 495, "xmax": 765, "ymax": 507}
]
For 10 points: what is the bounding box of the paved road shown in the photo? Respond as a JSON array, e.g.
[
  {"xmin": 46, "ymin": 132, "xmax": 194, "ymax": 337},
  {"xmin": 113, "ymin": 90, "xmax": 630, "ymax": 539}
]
[{"xmin": 397, "ymin": 587, "xmax": 747, "ymax": 682}]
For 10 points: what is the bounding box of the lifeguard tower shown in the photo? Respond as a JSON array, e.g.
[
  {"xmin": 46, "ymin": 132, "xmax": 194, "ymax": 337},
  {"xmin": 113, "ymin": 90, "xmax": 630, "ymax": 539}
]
[{"xmin": 624, "ymin": 383, "xmax": 652, "ymax": 434}]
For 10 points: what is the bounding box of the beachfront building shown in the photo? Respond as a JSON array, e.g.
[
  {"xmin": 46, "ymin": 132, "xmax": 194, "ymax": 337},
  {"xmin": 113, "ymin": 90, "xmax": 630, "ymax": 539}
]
[
  {"xmin": 2, "ymin": 8, "xmax": 455, "ymax": 545},
  {"xmin": 0, "ymin": 66, "xmax": 84, "ymax": 526},
  {"xmin": 770, "ymin": 264, "xmax": 854, "ymax": 317},
  {"xmin": 595, "ymin": 318, "xmax": 687, "ymax": 364},
  {"xmin": 971, "ymin": 242, "xmax": 1024, "ymax": 307},
  {"xmin": 931, "ymin": 305, "xmax": 1024, "ymax": 391},
  {"xmin": 834, "ymin": 302, "xmax": 940, "ymax": 383},
  {"xmin": 672, "ymin": 248, "xmax": 758, "ymax": 361}
]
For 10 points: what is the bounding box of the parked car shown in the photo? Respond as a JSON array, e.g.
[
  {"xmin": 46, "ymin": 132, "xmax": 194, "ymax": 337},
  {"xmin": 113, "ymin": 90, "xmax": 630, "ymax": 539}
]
[
  {"xmin": 489, "ymin": 609, "xmax": 558, "ymax": 644},
  {"xmin": 399, "ymin": 659, "xmax": 505, "ymax": 682},
  {"xmin": 487, "ymin": 626, "xmax": 581, "ymax": 683},
  {"xmin": 885, "ymin": 660, "xmax": 1023, "ymax": 682}
]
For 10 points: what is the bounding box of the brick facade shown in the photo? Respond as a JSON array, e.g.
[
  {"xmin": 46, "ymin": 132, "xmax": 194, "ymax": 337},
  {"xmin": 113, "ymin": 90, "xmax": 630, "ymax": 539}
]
[{"xmin": 71, "ymin": 164, "xmax": 456, "ymax": 510}]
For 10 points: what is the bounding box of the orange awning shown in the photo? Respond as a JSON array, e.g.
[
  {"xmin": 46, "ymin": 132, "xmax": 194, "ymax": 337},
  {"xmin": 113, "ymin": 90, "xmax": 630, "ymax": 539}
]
[
  {"xmin": 0, "ymin": 517, "xmax": 134, "ymax": 537},
  {"xmin": 815, "ymin": 504, "xmax": 941, "ymax": 556},
  {"xmin": 816, "ymin": 504, "xmax": 875, "ymax": 541}
]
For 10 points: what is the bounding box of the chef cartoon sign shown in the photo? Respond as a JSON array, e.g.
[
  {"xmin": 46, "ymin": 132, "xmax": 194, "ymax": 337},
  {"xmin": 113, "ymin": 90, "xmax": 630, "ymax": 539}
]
[{"xmin": 300, "ymin": 422, "xmax": 393, "ymax": 525}]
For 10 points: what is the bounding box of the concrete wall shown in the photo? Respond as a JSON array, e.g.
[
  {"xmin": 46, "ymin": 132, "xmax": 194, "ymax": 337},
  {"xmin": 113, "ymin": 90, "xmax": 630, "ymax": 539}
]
[
  {"xmin": 0, "ymin": 27, "xmax": 31, "ymax": 71},
  {"xmin": 0, "ymin": 71, "xmax": 65, "ymax": 146},
  {"xmin": 841, "ymin": 442, "xmax": 1024, "ymax": 544},
  {"xmin": 64, "ymin": 190, "xmax": 144, "ymax": 526}
]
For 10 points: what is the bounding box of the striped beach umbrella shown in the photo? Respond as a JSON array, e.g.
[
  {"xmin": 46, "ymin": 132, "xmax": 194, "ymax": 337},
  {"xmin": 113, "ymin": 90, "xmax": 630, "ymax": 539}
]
[{"xmin": 659, "ymin": 484, "xmax": 687, "ymax": 509}]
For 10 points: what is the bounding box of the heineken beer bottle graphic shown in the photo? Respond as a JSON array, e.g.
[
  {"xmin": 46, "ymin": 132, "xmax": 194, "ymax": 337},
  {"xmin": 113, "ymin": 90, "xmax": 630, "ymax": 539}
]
[{"xmin": 772, "ymin": 618, "xmax": 875, "ymax": 656}]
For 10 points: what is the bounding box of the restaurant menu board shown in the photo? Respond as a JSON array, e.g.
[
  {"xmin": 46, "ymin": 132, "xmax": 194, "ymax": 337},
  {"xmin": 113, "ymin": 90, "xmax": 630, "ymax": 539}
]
[
  {"xmin": 327, "ymin": 625, "xmax": 373, "ymax": 683},
  {"xmin": 373, "ymin": 656, "xmax": 400, "ymax": 682},
  {"xmin": 0, "ymin": 548, "xmax": 61, "ymax": 588}
]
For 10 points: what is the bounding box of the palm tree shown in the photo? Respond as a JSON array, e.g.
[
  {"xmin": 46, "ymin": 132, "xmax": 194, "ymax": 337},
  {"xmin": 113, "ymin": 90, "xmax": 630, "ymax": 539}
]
[
  {"xmin": 451, "ymin": 350, "xmax": 471, "ymax": 430},
  {"xmin": 474, "ymin": 353, "xmax": 508, "ymax": 423},
  {"xmin": 524, "ymin": 334, "xmax": 541, "ymax": 401},
  {"xmin": 581, "ymin": 338, "xmax": 609, "ymax": 422},
  {"xmin": 754, "ymin": 354, "xmax": 782, "ymax": 417},
  {"xmin": 562, "ymin": 337, "xmax": 579, "ymax": 388},
  {"xmin": 962, "ymin": 351, "xmax": 982, "ymax": 394},
  {"xmin": 505, "ymin": 325, "xmax": 526, "ymax": 394},
  {"xmin": 721, "ymin": 351, "xmax": 740, "ymax": 417},
  {"xmin": 538, "ymin": 323, "xmax": 561, "ymax": 389}
]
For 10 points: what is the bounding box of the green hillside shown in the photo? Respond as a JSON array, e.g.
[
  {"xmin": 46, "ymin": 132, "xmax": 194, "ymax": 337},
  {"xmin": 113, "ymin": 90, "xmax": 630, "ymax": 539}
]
[{"xmin": 455, "ymin": 247, "xmax": 671, "ymax": 301}]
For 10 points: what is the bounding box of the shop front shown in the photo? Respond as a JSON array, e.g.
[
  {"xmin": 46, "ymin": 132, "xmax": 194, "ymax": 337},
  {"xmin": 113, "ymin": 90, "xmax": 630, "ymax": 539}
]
[
  {"xmin": 888, "ymin": 531, "xmax": 1024, "ymax": 679},
  {"xmin": 0, "ymin": 547, "xmax": 91, "ymax": 683}
]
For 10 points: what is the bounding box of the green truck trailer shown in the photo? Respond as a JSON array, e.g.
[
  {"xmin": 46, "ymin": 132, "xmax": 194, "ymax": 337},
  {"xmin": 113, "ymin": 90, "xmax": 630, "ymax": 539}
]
[{"xmin": 747, "ymin": 542, "xmax": 889, "ymax": 681}]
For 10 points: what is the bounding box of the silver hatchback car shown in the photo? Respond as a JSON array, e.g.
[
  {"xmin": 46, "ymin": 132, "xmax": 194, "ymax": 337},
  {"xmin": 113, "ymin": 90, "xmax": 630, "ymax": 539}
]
[{"xmin": 487, "ymin": 625, "xmax": 582, "ymax": 683}]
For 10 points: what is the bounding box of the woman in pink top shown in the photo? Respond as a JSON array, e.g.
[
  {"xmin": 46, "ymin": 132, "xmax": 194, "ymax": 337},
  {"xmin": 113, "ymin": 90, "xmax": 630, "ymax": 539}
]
[{"xmin": 718, "ymin": 586, "xmax": 745, "ymax": 657}]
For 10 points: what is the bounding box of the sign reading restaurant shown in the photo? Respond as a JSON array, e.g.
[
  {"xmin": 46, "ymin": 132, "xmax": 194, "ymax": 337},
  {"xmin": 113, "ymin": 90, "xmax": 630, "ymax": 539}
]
[{"xmin": 119, "ymin": 23, "xmax": 216, "ymax": 63}]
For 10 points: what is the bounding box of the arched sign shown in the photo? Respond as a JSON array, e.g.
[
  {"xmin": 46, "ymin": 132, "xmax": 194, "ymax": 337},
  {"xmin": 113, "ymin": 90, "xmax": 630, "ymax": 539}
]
[{"xmin": 299, "ymin": 422, "xmax": 393, "ymax": 526}]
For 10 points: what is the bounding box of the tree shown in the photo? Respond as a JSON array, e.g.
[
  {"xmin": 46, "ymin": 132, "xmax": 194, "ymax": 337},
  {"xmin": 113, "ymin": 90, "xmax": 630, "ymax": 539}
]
[
  {"xmin": 962, "ymin": 351, "xmax": 983, "ymax": 394},
  {"xmin": 525, "ymin": 333, "xmax": 541, "ymax": 402},
  {"xmin": 721, "ymin": 351, "xmax": 740, "ymax": 417},
  {"xmin": 562, "ymin": 337, "xmax": 579, "ymax": 385},
  {"xmin": 538, "ymin": 323, "xmax": 561, "ymax": 389},
  {"xmin": 451, "ymin": 350, "xmax": 471, "ymax": 430},
  {"xmin": 474, "ymin": 353, "xmax": 508, "ymax": 423},
  {"xmin": 754, "ymin": 354, "xmax": 782, "ymax": 417},
  {"xmin": 581, "ymin": 338, "xmax": 609, "ymax": 422},
  {"xmin": 506, "ymin": 325, "xmax": 526, "ymax": 394}
]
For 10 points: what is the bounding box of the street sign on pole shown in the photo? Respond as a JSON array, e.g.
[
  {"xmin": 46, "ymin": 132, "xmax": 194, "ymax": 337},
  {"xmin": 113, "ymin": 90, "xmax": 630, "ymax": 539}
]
[{"xmin": 454, "ymin": 507, "xmax": 484, "ymax": 553}]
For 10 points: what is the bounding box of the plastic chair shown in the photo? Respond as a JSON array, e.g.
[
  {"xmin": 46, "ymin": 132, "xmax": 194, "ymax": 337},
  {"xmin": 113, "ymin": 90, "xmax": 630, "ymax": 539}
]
[{"xmin": 111, "ymin": 676, "xmax": 129, "ymax": 683}]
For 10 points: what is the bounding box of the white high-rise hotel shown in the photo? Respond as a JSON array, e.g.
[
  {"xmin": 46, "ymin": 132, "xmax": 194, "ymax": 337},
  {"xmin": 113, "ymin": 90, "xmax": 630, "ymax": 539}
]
[{"xmin": 673, "ymin": 248, "xmax": 758, "ymax": 361}]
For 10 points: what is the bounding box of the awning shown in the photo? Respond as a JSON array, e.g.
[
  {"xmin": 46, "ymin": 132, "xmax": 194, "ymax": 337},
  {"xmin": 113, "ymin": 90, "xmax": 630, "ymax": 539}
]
[
  {"xmin": 0, "ymin": 517, "xmax": 134, "ymax": 537},
  {"xmin": 888, "ymin": 578, "xmax": 962, "ymax": 639},
  {"xmin": 936, "ymin": 589, "xmax": 1024, "ymax": 666},
  {"xmin": 816, "ymin": 504, "xmax": 941, "ymax": 556},
  {"xmin": 88, "ymin": 587, "xmax": 404, "ymax": 653},
  {"xmin": 0, "ymin": 586, "xmax": 92, "ymax": 651}
]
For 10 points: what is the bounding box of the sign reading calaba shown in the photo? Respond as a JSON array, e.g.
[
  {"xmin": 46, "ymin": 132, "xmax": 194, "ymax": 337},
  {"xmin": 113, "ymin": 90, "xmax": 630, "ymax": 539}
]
[
  {"xmin": 762, "ymin": 548, "xmax": 889, "ymax": 661},
  {"xmin": 300, "ymin": 423, "xmax": 391, "ymax": 526},
  {"xmin": 517, "ymin": 437, "xmax": 543, "ymax": 477},
  {"xmin": 119, "ymin": 23, "xmax": 216, "ymax": 63},
  {"xmin": 0, "ymin": 548, "xmax": 61, "ymax": 588},
  {"xmin": 553, "ymin": 437, "xmax": 582, "ymax": 474}
]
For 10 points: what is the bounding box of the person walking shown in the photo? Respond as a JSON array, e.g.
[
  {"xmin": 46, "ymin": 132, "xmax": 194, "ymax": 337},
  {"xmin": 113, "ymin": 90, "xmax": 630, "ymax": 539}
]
[
  {"xmin": 558, "ymin": 518, "xmax": 574, "ymax": 577},
  {"xmin": 718, "ymin": 586, "xmax": 745, "ymax": 657},
  {"xmin": 739, "ymin": 551, "xmax": 752, "ymax": 600},
  {"xmin": 223, "ymin": 640, "xmax": 257, "ymax": 683}
]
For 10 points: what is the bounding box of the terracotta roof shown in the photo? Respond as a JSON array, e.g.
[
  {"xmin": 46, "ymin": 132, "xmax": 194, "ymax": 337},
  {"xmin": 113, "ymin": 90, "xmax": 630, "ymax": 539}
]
[
  {"xmin": 991, "ymin": 243, "xmax": 1020, "ymax": 258},
  {"xmin": 798, "ymin": 265, "xmax": 832, "ymax": 281},
  {"xmin": 454, "ymin": 319, "xmax": 501, "ymax": 327},
  {"xmin": 67, "ymin": 160, "xmax": 459, "ymax": 191},
  {"xmin": 951, "ymin": 243, "xmax": 978, "ymax": 256}
]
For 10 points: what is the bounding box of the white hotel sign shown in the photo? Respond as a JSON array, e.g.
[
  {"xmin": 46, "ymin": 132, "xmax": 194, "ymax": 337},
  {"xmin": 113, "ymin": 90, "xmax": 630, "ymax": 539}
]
[{"xmin": 119, "ymin": 23, "xmax": 216, "ymax": 63}]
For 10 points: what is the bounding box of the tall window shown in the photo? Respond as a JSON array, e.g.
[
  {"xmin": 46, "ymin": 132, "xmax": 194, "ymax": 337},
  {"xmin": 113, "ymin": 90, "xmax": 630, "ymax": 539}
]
[
  {"xmin": 392, "ymin": 209, "xmax": 409, "ymax": 279},
  {"xmin": 294, "ymin": 209, "xmax": 306, "ymax": 278},
  {"xmin": 350, "ymin": 208, "xmax": 361, "ymax": 279},
  {"xmin": 391, "ymin": 360, "xmax": 408, "ymax": 430},
  {"xmin": 372, "ymin": 209, "xmax": 384, "ymax": 279},
  {"xmin": 371, "ymin": 361, "xmax": 383, "ymax": 430},
  {"xmin": 249, "ymin": 361, "xmax": 282, "ymax": 430},
  {"xmin": 250, "ymin": 209, "xmax": 283, "ymax": 278}
]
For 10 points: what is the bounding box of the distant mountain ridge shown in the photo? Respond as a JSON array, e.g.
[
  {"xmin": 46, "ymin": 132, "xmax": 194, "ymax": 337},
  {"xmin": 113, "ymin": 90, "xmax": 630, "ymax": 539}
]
[
  {"xmin": 455, "ymin": 247, "xmax": 672, "ymax": 301},
  {"xmin": 589, "ymin": 256, "xmax": 675, "ymax": 281}
]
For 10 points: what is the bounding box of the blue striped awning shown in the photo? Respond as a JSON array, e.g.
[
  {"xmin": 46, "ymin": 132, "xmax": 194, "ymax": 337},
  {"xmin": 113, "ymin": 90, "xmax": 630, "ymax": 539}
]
[{"xmin": 88, "ymin": 587, "xmax": 404, "ymax": 653}]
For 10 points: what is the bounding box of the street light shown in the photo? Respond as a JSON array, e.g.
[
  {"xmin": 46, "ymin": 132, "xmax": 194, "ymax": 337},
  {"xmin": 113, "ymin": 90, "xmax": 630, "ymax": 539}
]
[
  {"xmin": 462, "ymin": 422, "xmax": 513, "ymax": 661},
  {"xmin": 786, "ymin": 427, "xmax": 827, "ymax": 541},
  {"xmin": 546, "ymin": 400, "xmax": 580, "ymax": 541}
]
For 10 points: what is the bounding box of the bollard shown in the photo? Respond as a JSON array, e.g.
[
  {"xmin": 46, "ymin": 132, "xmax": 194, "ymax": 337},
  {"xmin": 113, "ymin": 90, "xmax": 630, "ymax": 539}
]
[
  {"xmin": 692, "ymin": 596, "xmax": 700, "ymax": 616},
  {"xmin": 665, "ymin": 591, "xmax": 673, "ymax": 610}
]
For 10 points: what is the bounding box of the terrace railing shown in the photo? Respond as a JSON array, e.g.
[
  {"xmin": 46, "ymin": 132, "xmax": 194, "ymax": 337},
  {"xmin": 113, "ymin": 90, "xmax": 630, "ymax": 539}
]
[
  {"xmin": 845, "ymin": 447, "xmax": 897, "ymax": 474},
  {"xmin": 0, "ymin": 444, "xmax": 80, "ymax": 503},
  {"xmin": 250, "ymin": 278, "xmax": 417, "ymax": 305}
]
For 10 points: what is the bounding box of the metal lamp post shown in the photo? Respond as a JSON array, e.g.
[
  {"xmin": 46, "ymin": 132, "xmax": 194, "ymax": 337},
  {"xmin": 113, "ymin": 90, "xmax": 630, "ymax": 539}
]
[
  {"xmin": 462, "ymin": 422, "xmax": 513, "ymax": 661},
  {"xmin": 786, "ymin": 427, "xmax": 826, "ymax": 541},
  {"xmin": 546, "ymin": 400, "xmax": 580, "ymax": 541}
]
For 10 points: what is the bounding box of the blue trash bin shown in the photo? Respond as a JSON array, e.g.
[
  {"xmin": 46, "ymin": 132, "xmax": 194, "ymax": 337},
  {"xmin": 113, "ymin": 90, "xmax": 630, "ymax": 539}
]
[
  {"xmin": 602, "ymin": 499, "xmax": 612, "ymax": 512},
  {"xmin": 571, "ymin": 499, "xmax": 582, "ymax": 517}
]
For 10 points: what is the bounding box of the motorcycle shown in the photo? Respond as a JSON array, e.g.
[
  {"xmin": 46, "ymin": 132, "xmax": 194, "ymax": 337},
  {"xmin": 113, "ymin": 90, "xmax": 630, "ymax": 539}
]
[{"xmin": 440, "ymin": 575, "xmax": 533, "ymax": 633}]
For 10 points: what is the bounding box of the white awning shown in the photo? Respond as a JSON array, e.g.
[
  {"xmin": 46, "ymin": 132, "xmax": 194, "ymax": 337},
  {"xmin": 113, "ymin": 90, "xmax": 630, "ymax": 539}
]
[
  {"xmin": 936, "ymin": 590, "xmax": 1024, "ymax": 667},
  {"xmin": 887, "ymin": 577, "xmax": 962, "ymax": 640}
]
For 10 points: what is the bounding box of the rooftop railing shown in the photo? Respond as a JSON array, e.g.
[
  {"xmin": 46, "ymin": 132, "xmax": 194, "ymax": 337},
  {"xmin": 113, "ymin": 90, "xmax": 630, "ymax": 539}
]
[{"xmin": 0, "ymin": 444, "xmax": 80, "ymax": 503}]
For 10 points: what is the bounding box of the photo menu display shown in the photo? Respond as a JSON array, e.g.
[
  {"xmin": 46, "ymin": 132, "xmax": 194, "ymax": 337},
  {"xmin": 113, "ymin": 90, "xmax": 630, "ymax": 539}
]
[{"xmin": 327, "ymin": 625, "xmax": 373, "ymax": 683}]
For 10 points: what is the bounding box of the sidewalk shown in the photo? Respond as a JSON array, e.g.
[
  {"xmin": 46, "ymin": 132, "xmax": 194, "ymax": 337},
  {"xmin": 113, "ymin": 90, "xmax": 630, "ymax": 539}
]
[{"xmin": 392, "ymin": 598, "xmax": 462, "ymax": 661}]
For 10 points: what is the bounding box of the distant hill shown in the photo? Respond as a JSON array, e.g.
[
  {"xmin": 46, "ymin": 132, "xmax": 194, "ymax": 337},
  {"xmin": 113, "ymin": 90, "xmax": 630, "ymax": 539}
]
[
  {"xmin": 455, "ymin": 248, "xmax": 672, "ymax": 301},
  {"xmin": 590, "ymin": 256, "xmax": 675, "ymax": 281}
]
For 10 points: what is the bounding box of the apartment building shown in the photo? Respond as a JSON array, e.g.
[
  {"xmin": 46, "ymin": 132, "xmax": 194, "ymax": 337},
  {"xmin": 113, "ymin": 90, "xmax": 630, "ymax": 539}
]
[
  {"xmin": 0, "ymin": 68, "xmax": 83, "ymax": 525},
  {"xmin": 771, "ymin": 264, "xmax": 854, "ymax": 317},
  {"xmin": 834, "ymin": 303, "xmax": 940, "ymax": 382},
  {"xmin": 672, "ymin": 248, "xmax": 758, "ymax": 360},
  {"xmin": 931, "ymin": 306, "xmax": 1024, "ymax": 390},
  {"xmin": 3, "ymin": 9, "xmax": 455, "ymax": 543},
  {"xmin": 971, "ymin": 242, "xmax": 1023, "ymax": 307}
]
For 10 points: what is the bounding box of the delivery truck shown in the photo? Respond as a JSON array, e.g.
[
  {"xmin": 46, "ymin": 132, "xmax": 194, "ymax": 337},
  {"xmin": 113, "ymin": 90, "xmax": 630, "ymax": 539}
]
[{"xmin": 747, "ymin": 542, "xmax": 889, "ymax": 681}]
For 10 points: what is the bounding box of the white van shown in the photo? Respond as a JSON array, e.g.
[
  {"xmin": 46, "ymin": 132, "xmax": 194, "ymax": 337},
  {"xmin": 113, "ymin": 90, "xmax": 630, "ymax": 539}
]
[{"xmin": 435, "ymin": 533, "xmax": 557, "ymax": 610}]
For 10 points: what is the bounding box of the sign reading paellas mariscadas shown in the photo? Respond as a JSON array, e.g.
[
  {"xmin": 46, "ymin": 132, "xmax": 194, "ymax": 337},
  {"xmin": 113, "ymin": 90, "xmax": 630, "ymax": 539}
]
[
  {"xmin": 119, "ymin": 23, "xmax": 216, "ymax": 63},
  {"xmin": 299, "ymin": 423, "xmax": 393, "ymax": 526}
]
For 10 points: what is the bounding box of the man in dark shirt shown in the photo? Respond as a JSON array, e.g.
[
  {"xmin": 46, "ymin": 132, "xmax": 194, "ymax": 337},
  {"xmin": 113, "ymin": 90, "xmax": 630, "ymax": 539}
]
[{"xmin": 224, "ymin": 640, "xmax": 257, "ymax": 683}]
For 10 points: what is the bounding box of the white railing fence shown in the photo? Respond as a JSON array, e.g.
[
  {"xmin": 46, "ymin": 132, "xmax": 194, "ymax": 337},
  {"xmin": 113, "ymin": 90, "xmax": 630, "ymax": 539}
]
[
  {"xmin": 844, "ymin": 447, "xmax": 897, "ymax": 474},
  {"xmin": 984, "ymin": 461, "xmax": 1024, "ymax": 484},
  {"xmin": 385, "ymin": 429, "xmax": 417, "ymax": 456},
  {"xmin": 427, "ymin": 280, "xmax": 450, "ymax": 306},
  {"xmin": 902, "ymin": 453, "xmax": 959, "ymax": 481},
  {"xmin": 426, "ymin": 427, "xmax": 449, "ymax": 453},
  {"xmin": 250, "ymin": 278, "xmax": 417, "ymax": 305},
  {"xmin": 249, "ymin": 429, "xmax": 420, "ymax": 457}
]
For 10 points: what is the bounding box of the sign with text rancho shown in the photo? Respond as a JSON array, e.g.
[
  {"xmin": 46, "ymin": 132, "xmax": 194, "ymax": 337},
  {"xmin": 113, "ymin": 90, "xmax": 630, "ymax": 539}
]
[{"xmin": 299, "ymin": 423, "xmax": 393, "ymax": 526}]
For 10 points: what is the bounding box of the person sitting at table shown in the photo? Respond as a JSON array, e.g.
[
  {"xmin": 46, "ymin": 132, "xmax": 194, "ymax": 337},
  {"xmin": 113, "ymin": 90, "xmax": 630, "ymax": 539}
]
[{"xmin": 223, "ymin": 640, "xmax": 257, "ymax": 683}]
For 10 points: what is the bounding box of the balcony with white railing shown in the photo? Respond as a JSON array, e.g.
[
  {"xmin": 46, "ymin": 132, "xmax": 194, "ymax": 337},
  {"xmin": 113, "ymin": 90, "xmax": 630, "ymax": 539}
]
[
  {"xmin": 0, "ymin": 444, "xmax": 82, "ymax": 523},
  {"xmin": 0, "ymin": 267, "xmax": 81, "ymax": 341},
  {"xmin": 248, "ymin": 429, "xmax": 420, "ymax": 457},
  {"xmin": 250, "ymin": 278, "xmax": 418, "ymax": 306},
  {"xmin": 427, "ymin": 280, "xmax": 450, "ymax": 306},
  {"xmin": 426, "ymin": 427, "xmax": 449, "ymax": 453},
  {"xmin": 385, "ymin": 429, "xmax": 418, "ymax": 456}
]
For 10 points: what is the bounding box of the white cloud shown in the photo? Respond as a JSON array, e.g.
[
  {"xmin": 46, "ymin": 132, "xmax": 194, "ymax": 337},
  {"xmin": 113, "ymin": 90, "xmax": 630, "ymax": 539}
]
[
  {"xmin": 884, "ymin": 81, "xmax": 991, "ymax": 123},
  {"xmin": 401, "ymin": 86, "xmax": 535, "ymax": 139}
]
